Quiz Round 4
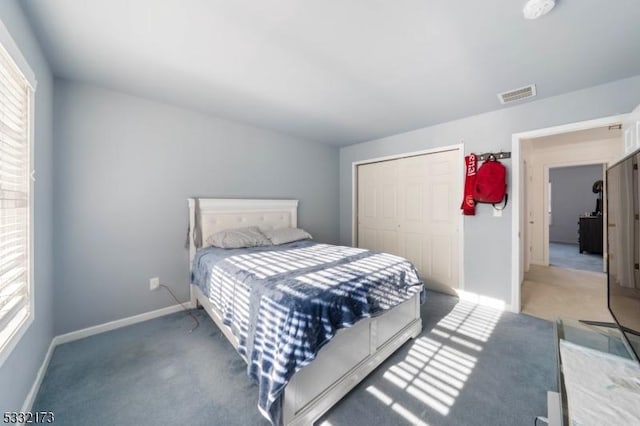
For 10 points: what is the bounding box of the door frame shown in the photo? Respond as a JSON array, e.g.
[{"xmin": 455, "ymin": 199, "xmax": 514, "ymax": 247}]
[
  {"xmin": 511, "ymin": 115, "xmax": 628, "ymax": 313},
  {"xmin": 351, "ymin": 143, "xmax": 465, "ymax": 291}
]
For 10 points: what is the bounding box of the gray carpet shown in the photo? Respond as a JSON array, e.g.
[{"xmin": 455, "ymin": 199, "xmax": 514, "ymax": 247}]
[
  {"xmin": 33, "ymin": 292, "xmax": 556, "ymax": 425},
  {"xmin": 549, "ymin": 242, "xmax": 603, "ymax": 273}
]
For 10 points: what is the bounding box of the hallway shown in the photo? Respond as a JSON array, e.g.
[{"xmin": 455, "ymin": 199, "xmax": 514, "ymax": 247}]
[{"xmin": 521, "ymin": 264, "xmax": 611, "ymax": 322}]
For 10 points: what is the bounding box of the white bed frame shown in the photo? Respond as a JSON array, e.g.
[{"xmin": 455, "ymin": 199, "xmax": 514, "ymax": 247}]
[{"xmin": 188, "ymin": 198, "xmax": 422, "ymax": 425}]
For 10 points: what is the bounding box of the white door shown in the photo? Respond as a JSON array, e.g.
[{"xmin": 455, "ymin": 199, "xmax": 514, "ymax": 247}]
[
  {"xmin": 357, "ymin": 149, "xmax": 460, "ymax": 291},
  {"xmin": 357, "ymin": 160, "xmax": 401, "ymax": 254}
]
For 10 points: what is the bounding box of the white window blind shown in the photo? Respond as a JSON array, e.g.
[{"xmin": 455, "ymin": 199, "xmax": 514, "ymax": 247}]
[{"xmin": 0, "ymin": 41, "xmax": 32, "ymax": 354}]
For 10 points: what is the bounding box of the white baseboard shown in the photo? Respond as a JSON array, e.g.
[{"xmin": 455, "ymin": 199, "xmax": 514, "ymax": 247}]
[
  {"xmin": 21, "ymin": 301, "xmax": 195, "ymax": 411},
  {"xmin": 54, "ymin": 302, "xmax": 195, "ymax": 345},
  {"xmin": 20, "ymin": 339, "xmax": 56, "ymax": 412},
  {"xmin": 456, "ymin": 289, "xmax": 512, "ymax": 312}
]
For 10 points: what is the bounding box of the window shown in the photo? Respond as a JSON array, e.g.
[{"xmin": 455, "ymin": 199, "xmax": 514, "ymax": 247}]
[{"xmin": 0, "ymin": 37, "xmax": 34, "ymax": 363}]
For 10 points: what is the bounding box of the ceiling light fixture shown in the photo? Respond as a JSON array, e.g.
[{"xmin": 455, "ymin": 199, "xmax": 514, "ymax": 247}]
[{"xmin": 523, "ymin": 0, "xmax": 556, "ymax": 20}]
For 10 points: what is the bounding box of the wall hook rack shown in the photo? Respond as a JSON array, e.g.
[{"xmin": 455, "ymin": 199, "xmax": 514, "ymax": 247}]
[{"xmin": 477, "ymin": 151, "xmax": 511, "ymax": 161}]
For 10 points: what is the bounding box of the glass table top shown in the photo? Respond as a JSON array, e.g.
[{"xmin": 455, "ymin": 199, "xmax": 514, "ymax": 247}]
[
  {"xmin": 555, "ymin": 318, "xmax": 633, "ymax": 360},
  {"xmin": 554, "ymin": 318, "xmax": 638, "ymax": 425}
]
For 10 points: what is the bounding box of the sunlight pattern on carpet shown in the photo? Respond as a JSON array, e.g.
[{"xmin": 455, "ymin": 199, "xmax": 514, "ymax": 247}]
[{"xmin": 366, "ymin": 300, "xmax": 502, "ymax": 423}]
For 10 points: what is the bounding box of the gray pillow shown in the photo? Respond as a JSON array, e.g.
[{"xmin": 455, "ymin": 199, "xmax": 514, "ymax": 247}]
[
  {"xmin": 206, "ymin": 226, "xmax": 271, "ymax": 249},
  {"xmin": 263, "ymin": 227, "xmax": 312, "ymax": 245}
]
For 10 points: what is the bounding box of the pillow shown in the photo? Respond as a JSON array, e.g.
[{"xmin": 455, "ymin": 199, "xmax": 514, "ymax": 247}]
[
  {"xmin": 263, "ymin": 227, "xmax": 312, "ymax": 245},
  {"xmin": 206, "ymin": 226, "xmax": 271, "ymax": 249}
]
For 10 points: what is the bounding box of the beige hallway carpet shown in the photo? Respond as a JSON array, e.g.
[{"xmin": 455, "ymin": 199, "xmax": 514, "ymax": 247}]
[{"xmin": 521, "ymin": 264, "xmax": 612, "ymax": 322}]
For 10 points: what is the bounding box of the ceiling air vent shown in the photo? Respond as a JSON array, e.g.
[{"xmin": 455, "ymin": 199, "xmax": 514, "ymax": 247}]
[{"xmin": 497, "ymin": 84, "xmax": 537, "ymax": 104}]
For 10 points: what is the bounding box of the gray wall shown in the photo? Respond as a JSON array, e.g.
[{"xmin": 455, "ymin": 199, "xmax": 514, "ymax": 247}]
[
  {"xmin": 0, "ymin": 1, "xmax": 54, "ymax": 412},
  {"xmin": 53, "ymin": 80, "xmax": 339, "ymax": 335},
  {"xmin": 549, "ymin": 165, "xmax": 603, "ymax": 244},
  {"xmin": 340, "ymin": 75, "xmax": 640, "ymax": 304}
]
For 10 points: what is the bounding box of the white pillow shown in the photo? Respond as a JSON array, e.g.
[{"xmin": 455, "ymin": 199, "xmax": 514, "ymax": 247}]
[
  {"xmin": 263, "ymin": 227, "xmax": 312, "ymax": 245},
  {"xmin": 206, "ymin": 226, "xmax": 271, "ymax": 249}
]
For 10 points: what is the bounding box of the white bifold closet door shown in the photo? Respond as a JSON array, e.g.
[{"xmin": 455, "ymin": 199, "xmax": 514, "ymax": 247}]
[{"xmin": 357, "ymin": 149, "xmax": 460, "ymax": 291}]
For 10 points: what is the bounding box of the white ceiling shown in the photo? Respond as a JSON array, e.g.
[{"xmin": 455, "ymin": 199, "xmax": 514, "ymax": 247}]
[{"xmin": 20, "ymin": 0, "xmax": 640, "ymax": 146}]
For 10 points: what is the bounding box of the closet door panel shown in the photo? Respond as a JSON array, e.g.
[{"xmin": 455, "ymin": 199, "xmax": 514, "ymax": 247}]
[
  {"xmin": 402, "ymin": 232, "xmax": 424, "ymax": 273},
  {"xmin": 357, "ymin": 161, "xmax": 400, "ymax": 253},
  {"xmin": 422, "ymin": 150, "xmax": 460, "ymax": 290},
  {"xmin": 357, "ymin": 150, "xmax": 460, "ymax": 291}
]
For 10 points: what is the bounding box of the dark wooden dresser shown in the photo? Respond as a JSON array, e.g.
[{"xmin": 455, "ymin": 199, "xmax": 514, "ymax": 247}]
[{"xmin": 578, "ymin": 215, "xmax": 603, "ymax": 254}]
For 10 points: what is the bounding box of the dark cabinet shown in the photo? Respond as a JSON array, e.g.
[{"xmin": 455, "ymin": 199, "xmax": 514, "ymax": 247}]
[{"xmin": 578, "ymin": 216, "xmax": 603, "ymax": 254}]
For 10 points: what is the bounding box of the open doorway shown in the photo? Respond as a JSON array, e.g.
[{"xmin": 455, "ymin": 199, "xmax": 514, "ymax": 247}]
[
  {"xmin": 548, "ymin": 164, "xmax": 605, "ymax": 273},
  {"xmin": 517, "ymin": 125, "xmax": 622, "ymax": 322}
]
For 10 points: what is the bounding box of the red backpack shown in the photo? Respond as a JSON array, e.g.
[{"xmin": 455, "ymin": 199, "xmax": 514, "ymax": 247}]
[{"xmin": 473, "ymin": 155, "xmax": 508, "ymax": 209}]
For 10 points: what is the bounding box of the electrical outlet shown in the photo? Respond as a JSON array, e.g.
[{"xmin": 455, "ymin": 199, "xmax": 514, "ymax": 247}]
[
  {"xmin": 493, "ymin": 208, "xmax": 503, "ymax": 218},
  {"xmin": 149, "ymin": 277, "xmax": 160, "ymax": 291}
]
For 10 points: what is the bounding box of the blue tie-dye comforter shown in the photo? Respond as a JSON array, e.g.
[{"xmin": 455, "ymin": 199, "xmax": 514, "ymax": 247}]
[{"xmin": 191, "ymin": 240, "xmax": 423, "ymax": 425}]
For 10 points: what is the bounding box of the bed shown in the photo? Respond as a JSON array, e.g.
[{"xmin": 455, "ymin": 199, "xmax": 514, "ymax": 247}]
[{"xmin": 188, "ymin": 198, "xmax": 423, "ymax": 425}]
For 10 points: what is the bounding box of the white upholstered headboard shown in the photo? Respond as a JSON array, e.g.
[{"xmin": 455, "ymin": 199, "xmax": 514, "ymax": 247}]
[
  {"xmin": 187, "ymin": 198, "xmax": 298, "ymax": 304},
  {"xmin": 188, "ymin": 197, "xmax": 298, "ymax": 255}
]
